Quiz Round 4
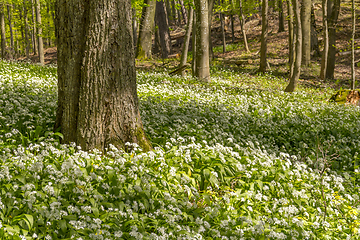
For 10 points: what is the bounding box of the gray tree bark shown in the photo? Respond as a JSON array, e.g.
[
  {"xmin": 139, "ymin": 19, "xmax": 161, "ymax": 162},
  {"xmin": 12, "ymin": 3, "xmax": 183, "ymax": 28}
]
[
  {"xmin": 0, "ymin": 4, "xmax": 5, "ymax": 59},
  {"xmin": 259, "ymin": 0, "xmax": 268, "ymax": 72},
  {"xmin": 23, "ymin": 0, "xmax": 30, "ymax": 58},
  {"xmin": 155, "ymin": 0, "xmax": 172, "ymax": 59},
  {"xmin": 55, "ymin": 0, "xmax": 150, "ymax": 152},
  {"xmin": 285, "ymin": 0, "xmax": 302, "ymax": 92},
  {"xmin": 325, "ymin": 0, "xmax": 340, "ymax": 79},
  {"xmin": 35, "ymin": 0, "xmax": 44, "ymax": 64},
  {"xmin": 180, "ymin": 6, "xmax": 194, "ymax": 76},
  {"xmin": 136, "ymin": 0, "xmax": 156, "ymax": 59},
  {"xmin": 320, "ymin": 0, "xmax": 328, "ymax": 79},
  {"xmin": 301, "ymin": 0, "xmax": 311, "ymax": 66},
  {"xmin": 287, "ymin": 0, "xmax": 294, "ymax": 70},
  {"xmin": 194, "ymin": 0, "xmax": 210, "ymax": 82}
]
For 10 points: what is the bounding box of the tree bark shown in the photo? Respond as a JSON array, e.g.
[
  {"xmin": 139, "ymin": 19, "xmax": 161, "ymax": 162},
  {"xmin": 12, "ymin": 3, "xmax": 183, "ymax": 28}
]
[
  {"xmin": 259, "ymin": 0, "xmax": 268, "ymax": 72},
  {"xmin": 194, "ymin": 0, "xmax": 210, "ymax": 82},
  {"xmin": 301, "ymin": 0, "xmax": 311, "ymax": 66},
  {"xmin": 239, "ymin": 0, "xmax": 250, "ymax": 52},
  {"xmin": 351, "ymin": 0, "xmax": 355, "ymax": 89},
  {"xmin": 35, "ymin": 0, "xmax": 44, "ymax": 64},
  {"xmin": 23, "ymin": 0, "xmax": 30, "ymax": 58},
  {"xmin": 0, "ymin": 4, "xmax": 5, "ymax": 59},
  {"xmin": 278, "ymin": 0, "xmax": 285, "ymax": 32},
  {"xmin": 31, "ymin": 0, "xmax": 37, "ymax": 55},
  {"xmin": 285, "ymin": 0, "xmax": 302, "ymax": 92},
  {"xmin": 325, "ymin": 0, "xmax": 340, "ymax": 79},
  {"xmin": 208, "ymin": 0, "xmax": 215, "ymax": 61},
  {"xmin": 287, "ymin": 0, "xmax": 294, "ymax": 68},
  {"xmin": 136, "ymin": 0, "xmax": 156, "ymax": 59},
  {"xmin": 179, "ymin": 0, "xmax": 188, "ymax": 25},
  {"xmin": 192, "ymin": 10, "xmax": 196, "ymax": 75},
  {"xmin": 55, "ymin": 0, "xmax": 150, "ymax": 152},
  {"xmin": 155, "ymin": 0, "xmax": 172, "ymax": 59},
  {"xmin": 310, "ymin": 4, "xmax": 320, "ymax": 57},
  {"xmin": 320, "ymin": 0, "xmax": 328, "ymax": 79},
  {"xmin": 7, "ymin": 5, "xmax": 14, "ymax": 59},
  {"xmin": 180, "ymin": 6, "xmax": 194, "ymax": 76},
  {"xmin": 220, "ymin": 0, "xmax": 226, "ymax": 53}
]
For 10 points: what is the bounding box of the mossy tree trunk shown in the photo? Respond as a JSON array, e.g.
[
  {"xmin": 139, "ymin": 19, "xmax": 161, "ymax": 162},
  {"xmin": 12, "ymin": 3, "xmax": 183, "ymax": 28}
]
[
  {"xmin": 259, "ymin": 0, "xmax": 268, "ymax": 72},
  {"xmin": 136, "ymin": 0, "xmax": 156, "ymax": 59},
  {"xmin": 285, "ymin": 0, "xmax": 301, "ymax": 92},
  {"xmin": 55, "ymin": 0, "xmax": 151, "ymax": 152}
]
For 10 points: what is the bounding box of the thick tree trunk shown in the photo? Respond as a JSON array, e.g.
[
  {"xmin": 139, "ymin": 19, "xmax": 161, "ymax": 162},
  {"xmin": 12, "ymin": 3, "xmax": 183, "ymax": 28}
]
[
  {"xmin": 285, "ymin": 0, "xmax": 302, "ymax": 92},
  {"xmin": 180, "ymin": 6, "xmax": 194, "ymax": 76},
  {"xmin": 23, "ymin": 0, "xmax": 30, "ymax": 58},
  {"xmin": 301, "ymin": 0, "xmax": 311, "ymax": 66},
  {"xmin": 325, "ymin": 0, "xmax": 339, "ymax": 79},
  {"xmin": 155, "ymin": 0, "xmax": 172, "ymax": 59},
  {"xmin": 55, "ymin": 0, "xmax": 150, "ymax": 152},
  {"xmin": 259, "ymin": 0, "xmax": 268, "ymax": 72},
  {"xmin": 35, "ymin": 0, "xmax": 44, "ymax": 64},
  {"xmin": 7, "ymin": 5, "xmax": 14, "ymax": 58},
  {"xmin": 239, "ymin": 0, "xmax": 250, "ymax": 52},
  {"xmin": 194, "ymin": 0, "xmax": 210, "ymax": 82},
  {"xmin": 136, "ymin": 0, "xmax": 156, "ymax": 59},
  {"xmin": 278, "ymin": 0, "xmax": 285, "ymax": 32},
  {"xmin": 31, "ymin": 0, "xmax": 37, "ymax": 55},
  {"xmin": 351, "ymin": 0, "xmax": 355, "ymax": 89},
  {"xmin": 0, "ymin": 4, "xmax": 5, "ymax": 59}
]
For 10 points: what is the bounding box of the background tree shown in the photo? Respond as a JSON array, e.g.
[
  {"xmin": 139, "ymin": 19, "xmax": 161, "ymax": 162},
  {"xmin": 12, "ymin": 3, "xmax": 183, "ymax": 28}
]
[
  {"xmin": 351, "ymin": 0, "xmax": 355, "ymax": 89},
  {"xmin": 155, "ymin": 0, "xmax": 172, "ymax": 59},
  {"xmin": 136, "ymin": 0, "xmax": 156, "ymax": 59},
  {"xmin": 238, "ymin": 0, "xmax": 249, "ymax": 52},
  {"xmin": 194, "ymin": 0, "xmax": 210, "ymax": 81},
  {"xmin": 180, "ymin": 5, "xmax": 193, "ymax": 76},
  {"xmin": 325, "ymin": 0, "xmax": 340, "ymax": 79},
  {"xmin": 55, "ymin": 0, "xmax": 150, "ymax": 152},
  {"xmin": 285, "ymin": 0, "xmax": 301, "ymax": 92},
  {"xmin": 0, "ymin": 3, "xmax": 5, "ymax": 58},
  {"xmin": 320, "ymin": 0, "xmax": 328, "ymax": 79},
  {"xmin": 301, "ymin": 0, "xmax": 311, "ymax": 66},
  {"xmin": 259, "ymin": 0, "xmax": 268, "ymax": 72},
  {"xmin": 278, "ymin": 0, "xmax": 285, "ymax": 32},
  {"xmin": 35, "ymin": 0, "xmax": 44, "ymax": 64}
]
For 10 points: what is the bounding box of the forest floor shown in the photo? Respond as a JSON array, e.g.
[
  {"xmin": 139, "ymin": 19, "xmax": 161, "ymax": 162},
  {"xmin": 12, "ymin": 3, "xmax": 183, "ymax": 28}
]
[{"xmin": 21, "ymin": 4, "xmax": 360, "ymax": 90}]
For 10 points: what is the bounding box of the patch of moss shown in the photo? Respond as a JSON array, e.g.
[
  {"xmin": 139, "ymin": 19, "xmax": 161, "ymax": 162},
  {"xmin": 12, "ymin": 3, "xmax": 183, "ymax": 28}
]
[{"xmin": 135, "ymin": 125, "xmax": 152, "ymax": 152}]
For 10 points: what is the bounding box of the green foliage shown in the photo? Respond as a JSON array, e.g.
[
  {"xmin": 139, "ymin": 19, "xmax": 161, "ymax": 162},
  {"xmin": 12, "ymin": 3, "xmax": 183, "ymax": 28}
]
[{"xmin": 0, "ymin": 61, "xmax": 360, "ymax": 239}]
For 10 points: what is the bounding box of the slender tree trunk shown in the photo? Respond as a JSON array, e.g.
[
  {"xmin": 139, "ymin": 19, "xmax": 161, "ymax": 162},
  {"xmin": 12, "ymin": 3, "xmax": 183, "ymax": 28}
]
[
  {"xmin": 259, "ymin": 0, "xmax": 268, "ymax": 72},
  {"xmin": 301, "ymin": 0, "xmax": 311, "ymax": 66},
  {"xmin": 351, "ymin": 0, "xmax": 355, "ymax": 89},
  {"xmin": 156, "ymin": 0, "xmax": 172, "ymax": 58},
  {"xmin": 35, "ymin": 0, "xmax": 44, "ymax": 64},
  {"xmin": 285, "ymin": 0, "xmax": 302, "ymax": 92},
  {"xmin": 208, "ymin": 0, "xmax": 215, "ymax": 61},
  {"xmin": 320, "ymin": 0, "xmax": 328, "ymax": 80},
  {"xmin": 192, "ymin": 10, "xmax": 197, "ymax": 75},
  {"xmin": 136, "ymin": 0, "xmax": 156, "ymax": 59},
  {"xmin": 31, "ymin": 0, "xmax": 37, "ymax": 55},
  {"xmin": 23, "ymin": 0, "xmax": 30, "ymax": 58},
  {"xmin": 55, "ymin": 0, "xmax": 150, "ymax": 152},
  {"xmin": 239, "ymin": 0, "xmax": 250, "ymax": 52},
  {"xmin": 132, "ymin": 8, "xmax": 138, "ymax": 51},
  {"xmin": 194, "ymin": 0, "xmax": 210, "ymax": 82},
  {"xmin": 310, "ymin": 4, "xmax": 320, "ymax": 57},
  {"xmin": 46, "ymin": 3, "xmax": 51, "ymax": 47},
  {"xmin": 287, "ymin": 0, "xmax": 294, "ymax": 67},
  {"xmin": 220, "ymin": 0, "xmax": 226, "ymax": 53},
  {"xmin": 179, "ymin": 0, "xmax": 187, "ymax": 25},
  {"xmin": 278, "ymin": 0, "xmax": 285, "ymax": 32},
  {"xmin": 325, "ymin": 0, "xmax": 339, "ymax": 79},
  {"xmin": 180, "ymin": 6, "xmax": 194, "ymax": 76},
  {"xmin": 0, "ymin": 4, "xmax": 5, "ymax": 59},
  {"xmin": 7, "ymin": 5, "xmax": 14, "ymax": 58},
  {"xmin": 165, "ymin": 0, "xmax": 172, "ymax": 23}
]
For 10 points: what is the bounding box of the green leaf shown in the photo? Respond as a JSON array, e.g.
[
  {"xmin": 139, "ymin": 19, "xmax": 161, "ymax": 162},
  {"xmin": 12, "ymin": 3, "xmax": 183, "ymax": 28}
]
[{"xmin": 24, "ymin": 214, "xmax": 34, "ymax": 230}]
